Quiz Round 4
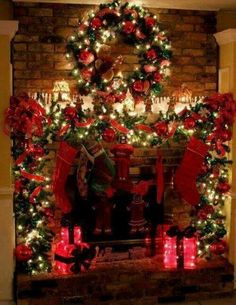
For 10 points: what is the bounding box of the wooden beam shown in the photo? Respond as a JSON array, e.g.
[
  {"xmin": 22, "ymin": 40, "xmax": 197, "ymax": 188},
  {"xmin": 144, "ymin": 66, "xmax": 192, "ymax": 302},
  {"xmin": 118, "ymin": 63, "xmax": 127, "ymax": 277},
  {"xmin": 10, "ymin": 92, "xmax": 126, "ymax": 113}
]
[{"xmin": 11, "ymin": 0, "xmax": 228, "ymax": 11}]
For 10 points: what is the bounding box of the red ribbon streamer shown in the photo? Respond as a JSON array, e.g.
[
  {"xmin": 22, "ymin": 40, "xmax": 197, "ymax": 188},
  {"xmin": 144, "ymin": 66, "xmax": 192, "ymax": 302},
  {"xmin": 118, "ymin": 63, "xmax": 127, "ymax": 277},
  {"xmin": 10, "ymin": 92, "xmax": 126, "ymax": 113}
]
[
  {"xmin": 58, "ymin": 124, "xmax": 70, "ymax": 137},
  {"xmin": 75, "ymin": 118, "xmax": 95, "ymax": 128},
  {"xmin": 15, "ymin": 152, "xmax": 28, "ymax": 165},
  {"xmin": 135, "ymin": 124, "xmax": 153, "ymax": 133},
  {"xmin": 110, "ymin": 119, "xmax": 129, "ymax": 134},
  {"xmin": 29, "ymin": 186, "xmax": 42, "ymax": 203},
  {"xmin": 21, "ymin": 170, "xmax": 45, "ymax": 182},
  {"xmin": 156, "ymin": 151, "xmax": 164, "ymax": 204}
]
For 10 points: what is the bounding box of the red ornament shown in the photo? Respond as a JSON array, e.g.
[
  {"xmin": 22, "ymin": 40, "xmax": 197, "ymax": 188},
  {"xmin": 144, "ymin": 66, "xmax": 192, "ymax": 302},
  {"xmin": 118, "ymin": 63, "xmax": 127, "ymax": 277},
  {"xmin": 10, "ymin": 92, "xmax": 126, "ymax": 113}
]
[
  {"xmin": 217, "ymin": 182, "xmax": 230, "ymax": 193},
  {"xmin": 64, "ymin": 107, "xmax": 77, "ymax": 120},
  {"xmin": 210, "ymin": 240, "xmax": 227, "ymax": 255},
  {"xmin": 81, "ymin": 67, "xmax": 94, "ymax": 81},
  {"xmin": 15, "ymin": 244, "xmax": 33, "ymax": 262},
  {"xmin": 90, "ymin": 17, "xmax": 102, "ymax": 29},
  {"xmin": 184, "ymin": 117, "xmax": 196, "ymax": 129},
  {"xmin": 155, "ymin": 121, "xmax": 168, "ymax": 136},
  {"xmin": 122, "ymin": 21, "xmax": 135, "ymax": 34},
  {"xmin": 153, "ymin": 72, "xmax": 162, "ymax": 83},
  {"xmin": 132, "ymin": 80, "xmax": 150, "ymax": 93},
  {"xmin": 198, "ymin": 205, "xmax": 214, "ymax": 220},
  {"xmin": 102, "ymin": 128, "xmax": 116, "ymax": 143},
  {"xmin": 146, "ymin": 49, "xmax": 158, "ymax": 60},
  {"xmin": 78, "ymin": 50, "xmax": 95, "ymax": 66},
  {"xmin": 145, "ymin": 16, "xmax": 156, "ymax": 28}
]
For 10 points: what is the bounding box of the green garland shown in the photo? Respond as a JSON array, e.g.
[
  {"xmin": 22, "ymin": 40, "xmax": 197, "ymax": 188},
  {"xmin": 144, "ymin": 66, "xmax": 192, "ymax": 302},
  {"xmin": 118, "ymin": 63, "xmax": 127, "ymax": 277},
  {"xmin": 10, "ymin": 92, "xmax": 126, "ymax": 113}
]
[
  {"xmin": 6, "ymin": 0, "xmax": 236, "ymax": 274},
  {"xmin": 6, "ymin": 91, "xmax": 235, "ymax": 274}
]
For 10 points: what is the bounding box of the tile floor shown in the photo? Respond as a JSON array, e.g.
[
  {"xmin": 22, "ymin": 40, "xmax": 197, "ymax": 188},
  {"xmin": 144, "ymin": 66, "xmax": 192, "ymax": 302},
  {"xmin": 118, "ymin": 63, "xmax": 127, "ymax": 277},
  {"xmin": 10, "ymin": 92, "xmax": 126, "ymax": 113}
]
[{"xmin": 159, "ymin": 294, "xmax": 236, "ymax": 305}]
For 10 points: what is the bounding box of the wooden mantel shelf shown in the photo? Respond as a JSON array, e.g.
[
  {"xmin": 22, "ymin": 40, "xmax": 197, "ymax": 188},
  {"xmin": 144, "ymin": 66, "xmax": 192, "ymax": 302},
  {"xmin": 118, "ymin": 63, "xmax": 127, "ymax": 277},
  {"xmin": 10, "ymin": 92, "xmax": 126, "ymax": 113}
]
[{"xmin": 12, "ymin": 0, "xmax": 236, "ymax": 11}]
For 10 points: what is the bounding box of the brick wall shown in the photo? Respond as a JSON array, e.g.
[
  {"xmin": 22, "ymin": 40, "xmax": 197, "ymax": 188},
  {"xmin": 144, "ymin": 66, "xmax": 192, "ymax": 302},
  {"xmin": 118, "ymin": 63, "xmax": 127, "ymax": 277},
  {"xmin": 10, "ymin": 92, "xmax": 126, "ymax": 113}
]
[{"xmin": 13, "ymin": 2, "xmax": 217, "ymax": 96}]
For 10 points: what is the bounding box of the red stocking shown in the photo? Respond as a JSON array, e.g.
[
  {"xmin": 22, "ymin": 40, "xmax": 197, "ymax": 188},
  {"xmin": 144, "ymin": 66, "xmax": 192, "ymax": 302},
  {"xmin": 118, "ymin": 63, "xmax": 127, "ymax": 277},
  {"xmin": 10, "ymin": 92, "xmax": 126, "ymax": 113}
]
[
  {"xmin": 174, "ymin": 137, "xmax": 209, "ymax": 206},
  {"xmin": 53, "ymin": 141, "xmax": 78, "ymax": 214}
]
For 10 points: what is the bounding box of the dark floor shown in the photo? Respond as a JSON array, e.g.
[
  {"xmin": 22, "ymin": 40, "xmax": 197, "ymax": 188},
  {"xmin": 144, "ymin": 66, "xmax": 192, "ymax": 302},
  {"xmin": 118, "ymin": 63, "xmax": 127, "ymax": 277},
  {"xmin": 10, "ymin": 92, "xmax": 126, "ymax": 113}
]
[{"xmin": 158, "ymin": 292, "xmax": 236, "ymax": 305}]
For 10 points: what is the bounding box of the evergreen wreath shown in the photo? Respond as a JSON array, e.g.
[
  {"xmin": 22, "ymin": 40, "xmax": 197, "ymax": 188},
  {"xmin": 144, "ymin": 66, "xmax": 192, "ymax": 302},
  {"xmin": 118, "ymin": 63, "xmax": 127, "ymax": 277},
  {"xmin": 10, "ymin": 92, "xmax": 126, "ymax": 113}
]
[{"xmin": 67, "ymin": 0, "xmax": 171, "ymax": 103}]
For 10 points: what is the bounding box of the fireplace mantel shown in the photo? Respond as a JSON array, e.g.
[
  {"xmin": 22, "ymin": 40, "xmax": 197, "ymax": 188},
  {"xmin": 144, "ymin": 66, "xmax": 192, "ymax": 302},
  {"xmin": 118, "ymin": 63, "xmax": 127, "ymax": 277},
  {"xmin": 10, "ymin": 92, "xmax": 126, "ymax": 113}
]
[{"xmin": 12, "ymin": 0, "xmax": 236, "ymax": 11}]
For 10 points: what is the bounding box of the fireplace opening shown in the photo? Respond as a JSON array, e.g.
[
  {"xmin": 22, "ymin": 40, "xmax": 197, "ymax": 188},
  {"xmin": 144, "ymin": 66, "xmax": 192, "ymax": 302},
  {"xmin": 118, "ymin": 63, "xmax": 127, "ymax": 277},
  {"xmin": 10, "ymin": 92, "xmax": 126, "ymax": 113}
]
[{"xmin": 53, "ymin": 144, "xmax": 186, "ymax": 259}]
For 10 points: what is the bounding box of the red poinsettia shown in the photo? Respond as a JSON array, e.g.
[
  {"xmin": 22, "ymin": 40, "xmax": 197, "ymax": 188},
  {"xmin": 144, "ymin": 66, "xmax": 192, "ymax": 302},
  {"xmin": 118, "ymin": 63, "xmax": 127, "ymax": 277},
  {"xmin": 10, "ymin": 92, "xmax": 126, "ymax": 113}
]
[
  {"xmin": 122, "ymin": 21, "xmax": 136, "ymax": 34},
  {"xmin": 90, "ymin": 17, "xmax": 102, "ymax": 29},
  {"xmin": 146, "ymin": 48, "xmax": 158, "ymax": 60},
  {"xmin": 78, "ymin": 50, "xmax": 95, "ymax": 65},
  {"xmin": 145, "ymin": 16, "xmax": 156, "ymax": 28}
]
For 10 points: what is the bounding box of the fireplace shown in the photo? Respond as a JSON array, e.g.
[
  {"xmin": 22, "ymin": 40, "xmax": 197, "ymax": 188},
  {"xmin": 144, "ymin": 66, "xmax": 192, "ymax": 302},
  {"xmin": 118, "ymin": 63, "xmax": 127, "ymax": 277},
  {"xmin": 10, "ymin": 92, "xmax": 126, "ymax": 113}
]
[{"xmin": 51, "ymin": 143, "xmax": 186, "ymax": 261}]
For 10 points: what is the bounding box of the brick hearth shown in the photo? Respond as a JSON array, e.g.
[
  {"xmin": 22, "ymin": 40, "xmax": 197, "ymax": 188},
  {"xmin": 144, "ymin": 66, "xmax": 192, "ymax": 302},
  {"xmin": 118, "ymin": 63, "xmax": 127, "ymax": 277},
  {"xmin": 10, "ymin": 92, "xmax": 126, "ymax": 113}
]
[{"xmin": 17, "ymin": 258, "xmax": 234, "ymax": 305}]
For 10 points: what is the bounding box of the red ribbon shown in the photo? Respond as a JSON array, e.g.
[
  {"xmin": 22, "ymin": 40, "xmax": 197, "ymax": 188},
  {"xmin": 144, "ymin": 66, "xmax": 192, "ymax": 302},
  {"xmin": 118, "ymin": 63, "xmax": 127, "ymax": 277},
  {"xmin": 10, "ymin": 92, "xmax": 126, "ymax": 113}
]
[
  {"xmin": 15, "ymin": 144, "xmax": 44, "ymax": 165},
  {"xmin": 135, "ymin": 124, "xmax": 153, "ymax": 133},
  {"xmin": 21, "ymin": 170, "xmax": 45, "ymax": 182},
  {"xmin": 15, "ymin": 152, "xmax": 28, "ymax": 165},
  {"xmin": 58, "ymin": 124, "xmax": 70, "ymax": 137},
  {"xmin": 110, "ymin": 119, "xmax": 129, "ymax": 134},
  {"xmin": 75, "ymin": 118, "xmax": 95, "ymax": 128},
  {"xmin": 29, "ymin": 186, "xmax": 42, "ymax": 203},
  {"xmin": 4, "ymin": 96, "xmax": 47, "ymax": 138}
]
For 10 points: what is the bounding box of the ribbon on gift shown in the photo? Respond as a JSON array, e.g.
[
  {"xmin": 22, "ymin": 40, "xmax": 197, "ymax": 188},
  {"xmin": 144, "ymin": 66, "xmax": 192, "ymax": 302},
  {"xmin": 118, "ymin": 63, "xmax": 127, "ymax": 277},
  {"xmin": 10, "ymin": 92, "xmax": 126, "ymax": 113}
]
[{"xmin": 54, "ymin": 242, "xmax": 95, "ymax": 274}]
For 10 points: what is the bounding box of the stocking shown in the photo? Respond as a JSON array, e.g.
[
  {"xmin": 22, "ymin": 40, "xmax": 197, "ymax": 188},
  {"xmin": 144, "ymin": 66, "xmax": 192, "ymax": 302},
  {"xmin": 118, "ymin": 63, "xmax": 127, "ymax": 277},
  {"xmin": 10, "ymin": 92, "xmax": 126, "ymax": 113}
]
[
  {"xmin": 174, "ymin": 137, "xmax": 209, "ymax": 206},
  {"xmin": 110, "ymin": 143, "xmax": 134, "ymax": 191},
  {"xmin": 82, "ymin": 141, "xmax": 115, "ymax": 193},
  {"xmin": 53, "ymin": 141, "xmax": 78, "ymax": 214},
  {"xmin": 77, "ymin": 148, "xmax": 89, "ymax": 199}
]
